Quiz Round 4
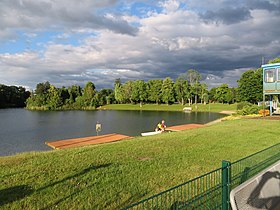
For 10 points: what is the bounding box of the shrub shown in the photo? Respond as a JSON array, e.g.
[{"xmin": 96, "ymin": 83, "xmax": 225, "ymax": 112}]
[
  {"xmin": 237, "ymin": 104, "xmax": 262, "ymax": 115},
  {"xmin": 237, "ymin": 101, "xmax": 252, "ymax": 110}
]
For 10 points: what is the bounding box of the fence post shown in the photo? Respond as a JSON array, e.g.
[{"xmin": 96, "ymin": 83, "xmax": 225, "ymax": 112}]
[{"xmin": 222, "ymin": 160, "xmax": 231, "ymax": 210}]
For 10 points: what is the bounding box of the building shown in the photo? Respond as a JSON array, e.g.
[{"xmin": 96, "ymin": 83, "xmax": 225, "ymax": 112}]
[{"xmin": 262, "ymin": 62, "xmax": 280, "ymax": 115}]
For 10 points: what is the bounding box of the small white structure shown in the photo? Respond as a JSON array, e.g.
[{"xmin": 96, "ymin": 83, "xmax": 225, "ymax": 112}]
[{"xmin": 183, "ymin": 107, "xmax": 192, "ymax": 112}]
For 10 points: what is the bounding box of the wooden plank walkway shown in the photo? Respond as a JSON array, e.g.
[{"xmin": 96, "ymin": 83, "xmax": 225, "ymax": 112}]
[
  {"xmin": 46, "ymin": 123, "xmax": 204, "ymax": 150},
  {"xmin": 166, "ymin": 123, "xmax": 204, "ymax": 132},
  {"xmin": 46, "ymin": 133, "xmax": 132, "ymax": 150}
]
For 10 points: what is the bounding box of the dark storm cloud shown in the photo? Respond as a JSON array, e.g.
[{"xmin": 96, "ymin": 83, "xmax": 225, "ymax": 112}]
[
  {"xmin": 198, "ymin": 0, "xmax": 280, "ymax": 25},
  {"xmin": 247, "ymin": 0, "xmax": 280, "ymax": 13},
  {"xmin": 0, "ymin": 0, "xmax": 138, "ymax": 40},
  {"xmin": 199, "ymin": 7, "xmax": 252, "ymax": 24}
]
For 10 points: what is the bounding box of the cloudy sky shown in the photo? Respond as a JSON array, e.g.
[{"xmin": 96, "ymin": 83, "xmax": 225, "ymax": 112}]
[{"xmin": 0, "ymin": 0, "xmax": 280, "ymax": 90}]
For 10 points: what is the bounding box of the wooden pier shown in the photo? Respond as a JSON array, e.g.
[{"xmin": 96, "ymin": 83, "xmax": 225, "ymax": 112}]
[
  {"xmin": 46, "ymin": 133, "xmax": 132, "ymax": 150},
  {"xmin": 46, "ymin": 123, "xmax": 204, "ymax": 150},
  {"xmin": 166, "ymin": 123, "xmax": 204, "ymax": 132}
]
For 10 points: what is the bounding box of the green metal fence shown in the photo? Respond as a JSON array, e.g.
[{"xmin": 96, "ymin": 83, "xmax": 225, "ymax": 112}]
[{"xmin": 123, "ymin": 142, "xmax": 280, "ymax": 210}]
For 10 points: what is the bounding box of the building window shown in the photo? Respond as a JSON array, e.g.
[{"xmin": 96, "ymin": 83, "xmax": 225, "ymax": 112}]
[
  {"xmin": 265, "ymin": 69, "xmax": 275, "ymax": 83},
  {"xmin": 278, "ymin": 68, "xmax": 280, "ymax": 81}
]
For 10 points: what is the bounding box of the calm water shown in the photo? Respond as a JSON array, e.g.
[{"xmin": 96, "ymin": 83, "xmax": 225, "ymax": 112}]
[{"xmin": 0, "ymin": 109, "xmax": 224, "ymax": 156}]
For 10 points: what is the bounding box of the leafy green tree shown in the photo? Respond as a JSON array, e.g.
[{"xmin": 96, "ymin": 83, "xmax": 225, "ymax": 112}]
[
  {"xmin": 174, "ymin": 76, "xmax": 188, "ymax": 105},
  {"xmin": 161, "ymin": 77, "xmax": 175, "ymax": 104},
  {"xmin": 114, "ymin": 80, "xmax": 125, "ymax": 104},
  {"xmin": 147, "ymin": 80, "xmax": 163, "ymax": 104},
  {"xmin": 269, "ymin": 57, "xmax": 280, "ymax": 64},
  {"xmin": 237, "ymin": 68, "xmax": 263, "ymax": 103},
  {"xmin": 209, "ymin": 87, "xmax": 217, "ymax": 102},
  {"xmin": 67, "ymin": 85, "xmax": 82, "ymax": 105},
  {"xmin": 74, "ymin": 82, "xmax": 96, "ymax": 108},
  {"xmin": 131, "ymin": 80, "xmax": 147, "ymax": 106},
  {"xmin": 0, "ymin": 85, "xmax": 30, "ymax": 108},
  {"xmin": 59, "ymin": 86, "xmax": 70, "ymax": 105},
  {"xmin": 214, "ymin": 84, "xmax": 230, "ymax": 103},
  {"xmin": 186, "ymin": 69, "xmax": 201, "ymax": 104},
  {"xmin": 46, "ymin": 85, "xmax": 63, "ymax": 109},
  {"xmin": 97, "ymin": 89, "xmax": 114, "ymax": 106},
  {"xmin": 35, "ymin": 81, "xmax": 50, "ymax": 95},
  {"xmin": 199, "ymin": 83, "xmax": 208, "ymax": 104},
  {"xmin": 122, "ymin": 81, "xmax": 133, "ymax": 103},
  {"xmin": 226, "ymin": 88, "xmax": 237, "ymax": 104},
  {"xmin": 82, "ymin": 81, "xmax": 96, "ymax": 107}
]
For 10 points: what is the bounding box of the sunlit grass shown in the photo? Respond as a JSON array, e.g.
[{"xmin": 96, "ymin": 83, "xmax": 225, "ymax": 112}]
[
  {"xmin": 99, "ymin": 103, "xmax": 237, "ymax": 113},
  {"xmin": 0, "ymin": 118, "xmax": 278, "ymax": 209}
]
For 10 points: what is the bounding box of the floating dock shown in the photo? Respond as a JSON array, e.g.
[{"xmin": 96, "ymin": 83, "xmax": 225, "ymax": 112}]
[
  {"xmin": 46, "ymin": 133, "xmax": 132, "ymax": 150},
  {"xmin": 46, "ymin": 123, "xmax": 204, "ymax": 150},
  {"xmin": 166, "ymin": 123, "xmax": 204, "ymax": 131}
]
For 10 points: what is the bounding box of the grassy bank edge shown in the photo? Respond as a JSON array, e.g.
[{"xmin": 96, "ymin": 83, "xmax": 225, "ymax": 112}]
[{"xmin": 98, "ymin": 103, "xmax": 237, "ymax": 113}]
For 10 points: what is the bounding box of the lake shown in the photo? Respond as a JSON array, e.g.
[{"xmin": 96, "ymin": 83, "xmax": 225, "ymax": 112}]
[{"xmin": 0, "ymin": 109, "xmax": 225, "ymax": 156}]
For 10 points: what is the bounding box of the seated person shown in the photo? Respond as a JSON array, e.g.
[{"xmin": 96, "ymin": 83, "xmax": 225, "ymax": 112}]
[{"xmin": 155, "ymin": 122, "xmax": 162, "ymax": 131}]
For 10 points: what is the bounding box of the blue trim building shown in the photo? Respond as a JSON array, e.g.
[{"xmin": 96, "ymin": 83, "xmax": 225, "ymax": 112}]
[{"xmin": 262, "ymin": 62, "xmax": 280, "ymax": 115}]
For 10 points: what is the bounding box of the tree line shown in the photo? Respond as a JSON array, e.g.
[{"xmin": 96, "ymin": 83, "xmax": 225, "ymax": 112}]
[
  {"xmin": 0, "ymin": 84, "xmax": 30, "ymax": 108},
  {"xmin": 25, "ymin": 68, "xmax": 261, "ymax": 110},
  {"xmin": 26, "ymin": 81, "xmax": 115, "ymax": 110},
  {"xmin": 2, "ymin": 57, "xmax": 279, "ymax": 110}
]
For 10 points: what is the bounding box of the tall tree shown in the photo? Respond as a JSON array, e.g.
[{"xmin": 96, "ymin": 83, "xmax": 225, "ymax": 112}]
[
  {"xmin": 161, "ymin": 77, "xmax": 175, "ymax": 104},
  {"xmin": 237, "ymin": 68, "xmax": 263, "ymax": 103},
  {"xmin": 186, "ymin": 69, "xmax": 201, "ymax": 104},
  {"xmin": 67, "ymin": 85, "xmax": 82, "ymax": 104},
  {"xmin": 83, "ymin": 81, "xmax": 96, "ymax": 106},
  {"xmin": 122, "ymin": 81, "xmax": 133, "ymax": 103},
  {"xmin": 174, "ymin": 76, "xmax": 188, "ymax": 105},
  {"xmin": 131, "ymin": 80, "xmax": 147, "ymax": 106},
  {"xmin": 114, "ymin": 79, "xmax": 125, "ymax": 104},
  {"xmin": 199, "ymin": 83, "xmax": 208, "ymax": 104},
  {"xmin": 147, "ymin": 80, "xmax": 163, "ymax": 104},
  {"xmin": 214, "ymin": 84, "xmax": 230, "ymax": 103},
  {"xmin": 46, "ymin": 85, "xmax": 63, "ymax": 109}
]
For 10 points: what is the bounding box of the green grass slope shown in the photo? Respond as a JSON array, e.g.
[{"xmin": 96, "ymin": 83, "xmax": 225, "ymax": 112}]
[{"xmin": 0, "ymin": 119, "xmax": 279, "ymax": 209}]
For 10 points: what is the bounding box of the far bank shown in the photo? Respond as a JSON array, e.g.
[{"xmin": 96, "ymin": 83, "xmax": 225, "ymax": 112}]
[{"xmin": 98, "ymin": 103, "xmax": 237, "ymax": 113}]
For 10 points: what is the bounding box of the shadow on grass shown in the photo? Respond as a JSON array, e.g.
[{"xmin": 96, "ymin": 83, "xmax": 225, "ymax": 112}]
[
  {"xmin": 0, "ymin": 185, "xmax": 34, "ymax": 206},
  {"xmin": 38, "ymin": 163, "xmax": 112, "ymax": 209},
  {"xmin": 37, "ymin": 163, "xmax": 112, "ymax": 192}
]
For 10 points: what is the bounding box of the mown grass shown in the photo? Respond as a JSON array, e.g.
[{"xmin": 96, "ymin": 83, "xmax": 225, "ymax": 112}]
[
  {"xmin": 99, "ymin": 103, "xmax": 237, "ymax": 112},
  {"xmin": 0, "ymin": 118, "xmax": 279, "ymax": 209}
]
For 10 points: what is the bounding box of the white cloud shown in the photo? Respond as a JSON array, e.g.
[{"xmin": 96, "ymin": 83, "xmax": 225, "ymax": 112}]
[
  {"xmin": 159, "ymin": 0, "xmax": 180, "ymax": 13},
  {"xmin": 0, "ymin": 0, "xmax": 280, "ymax": 89}
]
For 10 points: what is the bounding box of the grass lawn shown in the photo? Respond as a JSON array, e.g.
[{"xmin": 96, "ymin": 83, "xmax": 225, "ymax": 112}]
[
  {"xmin": 0, "ymin": 118, "xmax": 279, "ymax": 209},
  {"xmin": 99, "ymin": 103, "xmax": 237, "ymax": 113}
]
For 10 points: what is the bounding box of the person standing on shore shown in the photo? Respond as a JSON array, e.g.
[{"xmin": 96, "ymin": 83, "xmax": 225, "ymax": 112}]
[{"xmin": 96, "ymin": 121, "xmax": 101, "ymax": 136}]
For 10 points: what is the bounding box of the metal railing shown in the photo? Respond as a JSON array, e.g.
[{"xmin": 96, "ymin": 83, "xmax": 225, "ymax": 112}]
[{"xmin": 123, "ymin": 142, "xmax": 280, "ymax": 210}]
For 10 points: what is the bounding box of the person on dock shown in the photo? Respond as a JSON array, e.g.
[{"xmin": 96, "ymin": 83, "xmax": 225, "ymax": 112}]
[
  {"xmin": 161, "ymin": 120, "xmax": 166, "ymax": 131},
  {"xmin": 155, "ymin": 120, "xmax": 166, "ymax": 132},
  {"xmin": 96, "ymin": 121, "xmax": 101, "ymax": 136},
  {"xmin": 155, "ymin": 122, "xmax": 162, "ymax": 131}
]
